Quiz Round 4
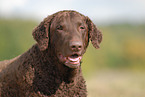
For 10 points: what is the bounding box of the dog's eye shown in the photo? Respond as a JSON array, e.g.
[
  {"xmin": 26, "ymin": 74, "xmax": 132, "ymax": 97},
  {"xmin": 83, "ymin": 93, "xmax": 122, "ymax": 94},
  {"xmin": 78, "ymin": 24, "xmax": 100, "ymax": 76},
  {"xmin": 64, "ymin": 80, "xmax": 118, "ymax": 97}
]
[
  {"xmin": 80, "ymin": 26, "xmax": 85, "ymax": 30},
  {"xmin": 57, "ymin": 25, "xmax": 63, "ymax": 30}
]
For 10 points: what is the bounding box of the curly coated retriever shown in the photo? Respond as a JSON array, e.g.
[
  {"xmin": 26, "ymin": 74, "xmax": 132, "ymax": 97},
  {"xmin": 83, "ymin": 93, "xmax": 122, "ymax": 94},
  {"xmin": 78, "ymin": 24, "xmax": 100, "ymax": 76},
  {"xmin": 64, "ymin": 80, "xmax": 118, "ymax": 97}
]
[{"xmin": 0, "ymin": 10, "xmax": 102, "ymax": 97}]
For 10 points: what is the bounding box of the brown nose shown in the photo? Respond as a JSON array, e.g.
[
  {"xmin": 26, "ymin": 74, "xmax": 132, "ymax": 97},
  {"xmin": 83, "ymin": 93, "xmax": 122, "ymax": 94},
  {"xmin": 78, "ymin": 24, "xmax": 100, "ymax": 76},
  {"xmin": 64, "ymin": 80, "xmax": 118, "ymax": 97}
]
[{"xmin": 69, "ymin": 41, "xmax": 83, "ymax": 52}]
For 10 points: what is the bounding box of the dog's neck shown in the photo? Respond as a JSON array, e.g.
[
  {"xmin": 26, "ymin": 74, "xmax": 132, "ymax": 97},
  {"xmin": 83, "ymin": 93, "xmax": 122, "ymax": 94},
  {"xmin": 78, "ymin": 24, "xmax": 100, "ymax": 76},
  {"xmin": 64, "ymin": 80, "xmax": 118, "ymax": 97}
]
[
  {"xmin": 17, "ymin": 44, "xmax": 84, "ymax": 96},
  {"xmin": 33, "ymin": 44, "xmax": 81, "ymax": 83}
]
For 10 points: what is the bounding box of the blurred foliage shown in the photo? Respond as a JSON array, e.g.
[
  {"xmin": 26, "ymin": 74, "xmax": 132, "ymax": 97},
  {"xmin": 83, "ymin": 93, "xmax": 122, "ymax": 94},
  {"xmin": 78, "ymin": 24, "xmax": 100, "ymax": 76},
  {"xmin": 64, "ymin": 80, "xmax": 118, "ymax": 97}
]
[
  {"xmin": 0, "ymin": 19, "xmax": 145, "ymax": 74},
  {"xmin": 82, "ymin": 23, "xmax": 145, "ymax": 74},
  {"xmin": 0, "ymin": 19, "xmax": 37, "ymax": 60}
]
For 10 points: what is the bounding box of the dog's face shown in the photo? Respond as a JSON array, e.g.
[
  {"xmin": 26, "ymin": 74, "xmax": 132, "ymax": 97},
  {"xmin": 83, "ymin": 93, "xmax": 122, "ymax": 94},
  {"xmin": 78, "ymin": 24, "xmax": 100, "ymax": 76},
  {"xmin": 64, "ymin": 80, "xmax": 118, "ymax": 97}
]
[
  {"xmin": 33, "ymin": 10, "xmax": 102, "ymax": 68},
  {"xmin": 50, "ymin": 12, "xmax": 89, "ymax": 68}
]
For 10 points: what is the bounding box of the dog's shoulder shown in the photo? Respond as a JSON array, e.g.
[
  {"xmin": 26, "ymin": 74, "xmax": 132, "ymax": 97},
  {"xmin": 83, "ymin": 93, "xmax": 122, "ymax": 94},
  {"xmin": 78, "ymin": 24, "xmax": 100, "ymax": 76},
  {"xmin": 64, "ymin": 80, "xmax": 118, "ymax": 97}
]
[{"xmin": 0, "ymin": 55, "xmax": 21, "ymax": 72}]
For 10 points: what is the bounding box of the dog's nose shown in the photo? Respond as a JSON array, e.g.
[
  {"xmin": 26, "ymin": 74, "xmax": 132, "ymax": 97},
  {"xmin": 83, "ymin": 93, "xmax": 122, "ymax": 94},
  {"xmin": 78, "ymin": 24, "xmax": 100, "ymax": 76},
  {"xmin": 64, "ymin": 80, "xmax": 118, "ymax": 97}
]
[{"xmin": 69, "ymin": 41, "xmax": 83, "ymax": 51}]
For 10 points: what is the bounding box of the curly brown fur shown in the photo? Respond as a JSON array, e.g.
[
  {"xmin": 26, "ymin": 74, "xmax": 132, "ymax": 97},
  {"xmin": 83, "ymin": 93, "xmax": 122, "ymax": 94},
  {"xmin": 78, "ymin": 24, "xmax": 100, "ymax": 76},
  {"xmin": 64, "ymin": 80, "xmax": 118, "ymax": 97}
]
[{"xmin": 0, "ymin": 10, "xmax": 102, "ymax": 97}]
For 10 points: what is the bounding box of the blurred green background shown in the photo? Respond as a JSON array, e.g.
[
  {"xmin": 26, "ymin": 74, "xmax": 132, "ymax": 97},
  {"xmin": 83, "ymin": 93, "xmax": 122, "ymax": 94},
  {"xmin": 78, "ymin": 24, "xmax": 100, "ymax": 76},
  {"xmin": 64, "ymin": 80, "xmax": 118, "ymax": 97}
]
[
  {"xmin": 0, "ymin": 19, "xmax": 145, "ymax": 71},
  {"xmin": 1, "ymin": 0, "xmax": 145, "ymax": 97},
  {"xmin": 0, "ymin": 18, "xmax": 145, "ymax": 97}
]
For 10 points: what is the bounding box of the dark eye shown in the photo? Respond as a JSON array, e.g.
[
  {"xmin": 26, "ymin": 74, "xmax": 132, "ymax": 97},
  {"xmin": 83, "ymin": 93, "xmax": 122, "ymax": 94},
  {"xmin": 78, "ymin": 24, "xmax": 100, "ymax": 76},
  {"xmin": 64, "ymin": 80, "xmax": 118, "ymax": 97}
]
[
  {"xmin": 80, "ymin": 26, "xmax": 85, "ymax": 30},
  {"xmin": 57, "ymin": 25, "xmax": 63, "ymax": 30}
]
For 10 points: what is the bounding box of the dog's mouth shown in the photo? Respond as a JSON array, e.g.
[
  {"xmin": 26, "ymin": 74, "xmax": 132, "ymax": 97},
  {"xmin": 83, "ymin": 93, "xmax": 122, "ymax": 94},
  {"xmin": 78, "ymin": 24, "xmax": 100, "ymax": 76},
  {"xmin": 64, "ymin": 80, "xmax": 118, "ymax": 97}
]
[{"xmin": 58, "ymin": 53, "xmax": 82, "ymax": 68}]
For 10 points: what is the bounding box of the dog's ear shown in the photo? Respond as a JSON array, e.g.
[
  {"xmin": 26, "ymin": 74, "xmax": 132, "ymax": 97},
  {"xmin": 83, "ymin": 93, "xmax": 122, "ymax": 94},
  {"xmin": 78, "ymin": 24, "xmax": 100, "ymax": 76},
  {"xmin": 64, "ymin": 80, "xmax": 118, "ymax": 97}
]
[
  {"xmin": 86, "ymin": 16, "xmax": 102, "ymax": 49},
  {"xmin": 32, "ymin": 15, "xmax": 54, "ymax": 51}
]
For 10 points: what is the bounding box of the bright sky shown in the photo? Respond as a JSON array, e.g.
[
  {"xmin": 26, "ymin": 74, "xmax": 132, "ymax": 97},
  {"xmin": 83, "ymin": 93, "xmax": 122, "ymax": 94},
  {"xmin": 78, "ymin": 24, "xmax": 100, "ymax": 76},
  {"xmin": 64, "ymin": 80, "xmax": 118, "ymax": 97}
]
[{"xmin": 0, "ymin": 0, "xmax": 145, "ymax": 24}]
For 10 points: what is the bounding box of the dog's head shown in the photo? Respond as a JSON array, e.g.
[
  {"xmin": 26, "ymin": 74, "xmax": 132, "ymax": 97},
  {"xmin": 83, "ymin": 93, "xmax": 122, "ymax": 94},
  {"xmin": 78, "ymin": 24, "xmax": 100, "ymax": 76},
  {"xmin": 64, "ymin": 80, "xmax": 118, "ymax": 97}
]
[{"xmin": 33, "ymin": 10, "xmax": 102, "ymax": 68}]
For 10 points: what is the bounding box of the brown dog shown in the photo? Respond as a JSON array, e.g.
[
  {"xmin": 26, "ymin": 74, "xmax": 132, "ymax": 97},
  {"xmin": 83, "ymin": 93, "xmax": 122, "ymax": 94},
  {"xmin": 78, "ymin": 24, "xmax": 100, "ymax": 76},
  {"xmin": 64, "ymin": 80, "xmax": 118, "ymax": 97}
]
[{"xmin": 0, "ymin": 10, "xmax": 102, "ymax": 97}]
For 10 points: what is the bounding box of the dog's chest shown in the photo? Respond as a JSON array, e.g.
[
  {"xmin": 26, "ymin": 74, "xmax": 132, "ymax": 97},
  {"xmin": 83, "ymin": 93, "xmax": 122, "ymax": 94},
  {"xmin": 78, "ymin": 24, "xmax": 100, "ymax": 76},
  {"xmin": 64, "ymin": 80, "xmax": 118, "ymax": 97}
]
[{"xmin": 31, "ymin": 81, "xmax": 87, "ymax": 97}]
